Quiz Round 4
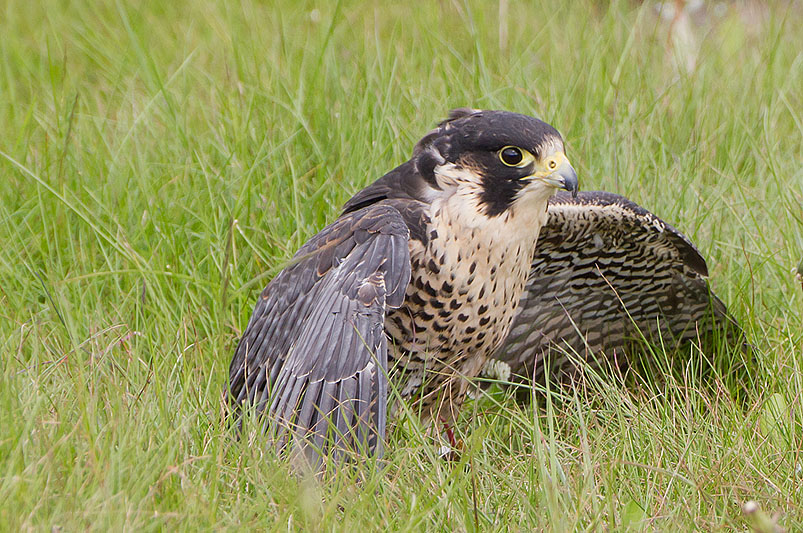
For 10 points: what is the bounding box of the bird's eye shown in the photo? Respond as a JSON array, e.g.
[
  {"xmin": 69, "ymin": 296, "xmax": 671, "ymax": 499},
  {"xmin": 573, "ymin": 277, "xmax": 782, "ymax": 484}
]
[
  {"xmin": 499, "ymin": 146, "xmax": 524, "ymax": 166},
  {"xmin": 498, "ymin": 146, "xmax": 535, "ymax": 168}
]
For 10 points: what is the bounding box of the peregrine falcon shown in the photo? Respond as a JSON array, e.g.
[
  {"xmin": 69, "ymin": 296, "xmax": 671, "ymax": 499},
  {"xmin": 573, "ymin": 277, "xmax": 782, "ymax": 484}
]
[{"xmin": 228, "ymin": 109, "xmax": 579, "ymax": 465}]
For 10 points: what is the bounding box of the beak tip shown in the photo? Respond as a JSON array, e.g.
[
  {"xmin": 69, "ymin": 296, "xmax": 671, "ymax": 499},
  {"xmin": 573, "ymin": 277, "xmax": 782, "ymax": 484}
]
[{"xmin": 562, "ymin": 167, "xmax": 579, "ymax": 198}]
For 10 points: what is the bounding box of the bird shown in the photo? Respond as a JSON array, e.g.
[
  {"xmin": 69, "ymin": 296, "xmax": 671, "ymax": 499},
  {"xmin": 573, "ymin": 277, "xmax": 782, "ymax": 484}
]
[
  {"xmin": 487, "ymin": 190, "xmax": 746, "ymax": 390},
  {"xmin": 227, "ymin": 108, "xmax": 579, "ymax": 467}
]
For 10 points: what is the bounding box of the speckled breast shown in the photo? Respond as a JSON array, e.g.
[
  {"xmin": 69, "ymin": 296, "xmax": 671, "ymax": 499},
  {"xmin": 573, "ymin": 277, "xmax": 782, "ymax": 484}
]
[{"xmin": 383, "ymin": 221, "xmax": 536, "ymax": 411}]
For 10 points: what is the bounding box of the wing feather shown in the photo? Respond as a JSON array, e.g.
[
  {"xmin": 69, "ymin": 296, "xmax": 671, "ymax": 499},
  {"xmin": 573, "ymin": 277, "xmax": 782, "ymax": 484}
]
[
  {"xmin": 295, "ymin": 379, "xmax": 324, "ymax": 436},
  {"xmin": 228, "ymin": 203, "xmax": 411, "ymax": 465},
  {"xmin": 494, "ymin": 191, "xmax": 744, "ymax": 383}
]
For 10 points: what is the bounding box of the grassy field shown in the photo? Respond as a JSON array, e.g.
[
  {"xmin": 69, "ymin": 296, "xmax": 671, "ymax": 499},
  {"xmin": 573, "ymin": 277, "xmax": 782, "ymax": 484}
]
[{"xmin": 1, "ymin": 0, "xmax": 802, "ymax": 530}]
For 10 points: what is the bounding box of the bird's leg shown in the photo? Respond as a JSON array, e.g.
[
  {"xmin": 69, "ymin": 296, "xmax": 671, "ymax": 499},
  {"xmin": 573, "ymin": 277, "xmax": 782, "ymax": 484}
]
[
  {"xmin": 437, "ymin": 417, "xmax": 464, "ymax": 461},
  {"xmin": 442, "ymin": 418, "xmax": 457, "ymax": 448}
]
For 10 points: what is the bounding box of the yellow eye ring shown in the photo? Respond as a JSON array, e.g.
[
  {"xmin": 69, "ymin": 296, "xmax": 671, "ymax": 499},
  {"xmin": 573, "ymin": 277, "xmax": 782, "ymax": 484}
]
[{"xmin": 498, "ymin": 146, "xmax": 535, "ymax": 168}]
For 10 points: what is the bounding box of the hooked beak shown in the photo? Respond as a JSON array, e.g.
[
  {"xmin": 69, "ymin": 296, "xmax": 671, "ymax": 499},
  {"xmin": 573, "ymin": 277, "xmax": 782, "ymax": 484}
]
[
  {"xmin": 537, "ymin": 158, "xmax": 579, "ymax": 198},
  {"xmin": 554, "ymin": 160, "xmax": 579, "ymax": 198}
]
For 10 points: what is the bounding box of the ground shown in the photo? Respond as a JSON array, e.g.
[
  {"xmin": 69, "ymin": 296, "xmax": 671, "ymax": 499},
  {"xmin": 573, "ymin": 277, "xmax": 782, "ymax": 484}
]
[{"xmin": 1, "ymin": 0, "xmax": 801, "ymax": 530}]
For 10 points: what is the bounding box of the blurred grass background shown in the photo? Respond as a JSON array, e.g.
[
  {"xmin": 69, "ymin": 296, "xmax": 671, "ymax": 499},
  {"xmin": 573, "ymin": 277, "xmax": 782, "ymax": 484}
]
[{"xmin": 1, "ymin": 0, "xmax": 801, "ymax": 530}]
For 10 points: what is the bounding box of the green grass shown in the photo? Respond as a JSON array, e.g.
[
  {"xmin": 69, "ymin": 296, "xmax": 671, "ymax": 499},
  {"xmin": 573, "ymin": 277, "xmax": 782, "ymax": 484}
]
[{"xmin": 1, "ymin": 0, "xmax": 802, "ymax": 530}]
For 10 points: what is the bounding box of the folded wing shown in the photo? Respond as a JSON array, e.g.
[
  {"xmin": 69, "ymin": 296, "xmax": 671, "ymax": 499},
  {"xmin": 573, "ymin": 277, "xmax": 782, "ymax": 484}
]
[{"xmin": 228, "ymin": 204, "xmax": 411, "ymax": 466}]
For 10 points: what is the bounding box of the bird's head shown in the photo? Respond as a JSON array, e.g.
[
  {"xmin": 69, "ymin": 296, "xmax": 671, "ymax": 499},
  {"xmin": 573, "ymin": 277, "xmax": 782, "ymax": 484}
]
[{"xmin": 413, "ymin": 109, "xmax": 579, "ymax": 217}]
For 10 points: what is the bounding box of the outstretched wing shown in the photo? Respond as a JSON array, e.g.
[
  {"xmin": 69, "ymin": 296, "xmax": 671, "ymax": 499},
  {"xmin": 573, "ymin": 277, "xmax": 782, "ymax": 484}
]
[
  {"xmin": 494, "ymin": 191, "xmax": 742, "ymax": 383},
  {"xmin": 228, "ymin": 203, "xmax": 411, "ymax": 466}
]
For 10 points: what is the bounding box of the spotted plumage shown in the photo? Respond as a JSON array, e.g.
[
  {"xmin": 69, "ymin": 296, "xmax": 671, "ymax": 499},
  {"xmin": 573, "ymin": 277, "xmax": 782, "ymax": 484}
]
[
  {"xmin": 383, "ymin": 200, "xmax": 539, "ymax": 422},
  {"xmin": 228, "ymin": 109, "xmax": 579, "ymax": 466}
]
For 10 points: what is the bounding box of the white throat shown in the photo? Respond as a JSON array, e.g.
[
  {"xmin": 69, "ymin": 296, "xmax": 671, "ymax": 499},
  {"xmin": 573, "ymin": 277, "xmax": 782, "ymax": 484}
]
[{"xmin": 429, "ymin": 162, "xmax": 554, "ymax": 250}]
